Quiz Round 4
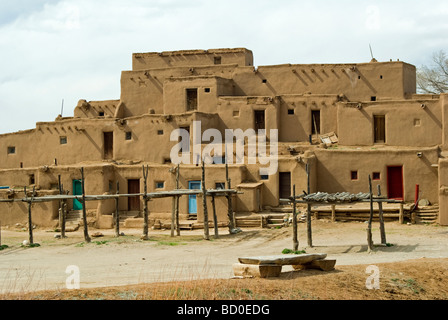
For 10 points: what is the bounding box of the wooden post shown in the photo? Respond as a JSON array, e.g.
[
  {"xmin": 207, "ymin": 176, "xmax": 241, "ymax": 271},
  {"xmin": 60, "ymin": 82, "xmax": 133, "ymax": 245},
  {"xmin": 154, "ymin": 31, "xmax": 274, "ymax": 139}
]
[
  {"xmin": 142, "ymin": 165, "xmax": 149, "ymax": 240},
  {"xmin": 58, "ymin": 176, "xmax": 66, "ymax": 238},
  {"xmin": 225, "ymin": 148, "xmax": 235, "ymax": 232},
  {"xmin": 25, "ymin": 186, "xmax": 34, "ymax": 244},
  {"xmin": 399, "ymin": 202, "xmax": 404, "ymax": 224},
  {"xmin": 377, "ymin": 185, "xmax": 387, "ymax": 245},
  {"xmin": 306, "ymin": 163, "xmax": 313, "ymax": 247},
  {"xmin": 202, "ymin": 160, "xmax": 210, "ymax": 240},
  {"xmin": 331, "ymin": 204, "xmax": 336, "ymax": 222},
  {"xmin": 80, "ymin": 167, "xmax": 91, "ymax": 243},
  {"xmin": 212, "ymin": 194, "xmax": 219, "ymax": 239},
  {"xmin": 176, "ymin": 164, "xmax": 180, "ymax": 236},
  {"xmin": 367, "ymin": 175, "xmax": 374, "ymax": 251},
  {"xmin": 171, "ymin": 196, "xmax": 176, "ymax": 237},
  {"xmin": 115, "ymin": 181, "xmax": 120, "ymax": 237},
  {"xmin": 292, "ymin": 185, "xmax": 298, "ymax": 251}
]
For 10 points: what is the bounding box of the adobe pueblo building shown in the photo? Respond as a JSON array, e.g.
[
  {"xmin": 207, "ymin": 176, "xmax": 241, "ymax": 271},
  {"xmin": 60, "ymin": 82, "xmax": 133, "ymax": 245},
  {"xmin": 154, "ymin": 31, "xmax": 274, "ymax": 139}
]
[{"xmin": 0, "ymin": 47, "xmax": 447, "ymax": 229}]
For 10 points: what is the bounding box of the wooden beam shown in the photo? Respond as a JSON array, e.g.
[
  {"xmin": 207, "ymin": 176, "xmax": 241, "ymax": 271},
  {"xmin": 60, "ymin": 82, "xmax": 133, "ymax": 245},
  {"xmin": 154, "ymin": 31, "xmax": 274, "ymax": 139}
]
[
  {"xmin": 292, "ymin": 185, "xmax": 298, "ymax": 251},
  {"xmin": 202, "ymin": 160, "xmax": 209, "ymax": 240}
]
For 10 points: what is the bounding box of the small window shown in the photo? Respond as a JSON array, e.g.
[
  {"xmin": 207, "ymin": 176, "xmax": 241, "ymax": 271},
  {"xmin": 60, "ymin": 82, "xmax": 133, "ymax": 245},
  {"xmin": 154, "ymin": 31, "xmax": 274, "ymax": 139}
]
[
  {"xmin": 380, "ymin": 75, "xmax": 383, "ymax": 79},
  {"xmin": 358, "ymin": 75, "xmax": 361, "ymax": 79},
  {"xmin": 60, "ymin": 136, "xmax": 67, "ymax": 144},
  {"xmin": 164, "ymin": 158, "xmax": 171, "ymax": 164},
  {"xmin": 125, "ymin": 132, "xmax": 132, "ymax": 140},
  {"xmin": 204, "ymin": 88, "xmax": 210, "ymax": 93},
  {"xmin": 260, "ymin": 174, "xmax": 269, "ymax": 180},
  {"xmin": 155, "ymin": 181, "xmax": 164, "ymax": 189},
  {"xmin": 414, "ymin": 119, "xmax": 421, "ymax": 127},
  {"xmin": 212, "ymin": 156, "xmax": 226, "ymax": 164},
  {"xmin": 288, "ymin": 109, "xmax": 294, "ymax": 115},
  {"xmin": 372, "ymin": 172, "xmax": 381, "ymax": 180},
  {"xmin": 7, "ymin": 146, "xmax": 15, "ymax": 154},
  {"xmin": 215, "ymin": 182, "xmax": 225, "ymax": 190},
  {"xmin": 371, "ymin": 96, "xmax": 377, "ymax": 101},
  {"xmin": 29, "ymin": 174, "xmax": 35, "ymax": 185},
  {"xmin": 214, "ymin": 56, "xmax": 222, "ymax": 65},
  {"xmin": 351, "ymin": 171, "xmax": 358, "ymax": 180},
  {"xmin": 99, "ymin": 111, "xmax": 105, "ymax": 117},
  {"xmin": 233, "ymin": 110, "xmax": 240, "ymax": 117},
  {"xmin": 262, "ymin": 79, "xmax": 267, "ymax": 83},
  {"xmin": 157, "ymin": 130, "xmax": 164, "ymax": 135}
]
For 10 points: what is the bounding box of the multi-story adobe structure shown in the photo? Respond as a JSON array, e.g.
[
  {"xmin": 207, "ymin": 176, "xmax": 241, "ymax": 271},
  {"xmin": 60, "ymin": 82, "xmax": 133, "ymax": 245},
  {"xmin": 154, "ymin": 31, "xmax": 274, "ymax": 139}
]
[{"xmin": 1, "ymin": 47, "xmax": 447, "ymax": 229}]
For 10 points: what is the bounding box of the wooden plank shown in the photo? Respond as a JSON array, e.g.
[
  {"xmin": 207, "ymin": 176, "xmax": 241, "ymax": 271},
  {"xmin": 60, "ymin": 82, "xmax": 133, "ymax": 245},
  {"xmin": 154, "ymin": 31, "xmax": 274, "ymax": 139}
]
[{"xmin": 238, "ymin": 253, "xmax": 327, "ymax": 266}]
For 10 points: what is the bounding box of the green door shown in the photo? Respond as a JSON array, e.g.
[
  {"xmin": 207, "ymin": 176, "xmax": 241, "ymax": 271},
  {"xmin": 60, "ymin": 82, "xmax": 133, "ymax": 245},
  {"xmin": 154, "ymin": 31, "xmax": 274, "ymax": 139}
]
[{"xmin": 73, "ymin": 179, "xmax": 83, "ymax": 210}]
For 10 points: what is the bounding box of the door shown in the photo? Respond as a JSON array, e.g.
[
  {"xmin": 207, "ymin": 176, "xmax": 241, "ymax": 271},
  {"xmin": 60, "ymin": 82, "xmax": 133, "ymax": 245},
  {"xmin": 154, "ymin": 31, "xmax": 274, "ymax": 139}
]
[
  {"xmin": 254, "ymin": 110, "xmax": 265, "ymax": 130},
  {"xmin": 127, "ymin": 179, "xmax": 140, "ymax": 211},
  {"xmin": 387, "ymin": 166, "xmax": 403, "ymax": 200},
  {"xmin": 279, "ymin": 172, "xmax": 291, "ymax": 200},
  {"xmin": 311, "ymin": 110, "xmax": 321, "ymax": 135},
  {"xmin": 374, "ymin": 115, "xmax": 385, "ymax": 143},
  {"xmin": 73, "ymin": 179, "xmax": 83, "ymax": 210},
  {"xmin": 188, "ymin": 181, "xmax": 201, "ymax": 215},
  {"xmin": 104, "ymin": 132, "xmax": 113, "ymax": 159},
  {"xmin": 186, "ymin": 89, "xmax": 198, "ymax": 111}
]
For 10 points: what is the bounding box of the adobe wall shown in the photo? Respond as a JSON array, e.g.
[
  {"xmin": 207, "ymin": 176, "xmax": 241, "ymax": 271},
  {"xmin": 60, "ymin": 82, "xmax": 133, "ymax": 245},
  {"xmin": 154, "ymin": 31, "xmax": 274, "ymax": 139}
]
[
  {"xmin": 0, "ymin": 190, "xmax": 60, "ymax": 227},
  {"xmin": 337, "ymin": 99, "xmax": 442, "ymax": 147},
  {"xmin": 132, "ymin": 48, "xmax": 254, "ymax": 70},
  {"xmin": 314, "ymin": 146, "xmax": 439, "ymax": 203}
]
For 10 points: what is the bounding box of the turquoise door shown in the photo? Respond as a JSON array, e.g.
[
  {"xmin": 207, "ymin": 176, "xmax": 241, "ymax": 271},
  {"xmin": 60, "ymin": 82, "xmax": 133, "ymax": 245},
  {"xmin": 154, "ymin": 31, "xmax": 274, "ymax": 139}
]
[
  {"xmin": 73, "ymin": 179, "xmax": 83, "ymax": 210},
  {"xmin": 188, "ymin": 181, "xmax": 201, "ymax": 215}
]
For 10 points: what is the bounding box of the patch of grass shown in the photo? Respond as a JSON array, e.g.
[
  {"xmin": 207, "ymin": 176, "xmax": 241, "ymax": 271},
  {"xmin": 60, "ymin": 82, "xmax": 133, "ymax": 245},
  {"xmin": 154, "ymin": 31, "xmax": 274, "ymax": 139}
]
[
  {"xmin": 282, "ymin": 248, "xmax": 306, "ymax": 254},
  {"xmin": 157, "ymin": 241, "xmax": 187, "ymax": 246},
  {"xmin": 21, "ymin": 243, "xmax": 40, "ymax": 248},
  {"xmin": 0, "ymin": 244, "xmax": 9, "ymax": 250},
  {"xmin": 94, "ymin": 240, "xmax": 109, "ymax": 245}
]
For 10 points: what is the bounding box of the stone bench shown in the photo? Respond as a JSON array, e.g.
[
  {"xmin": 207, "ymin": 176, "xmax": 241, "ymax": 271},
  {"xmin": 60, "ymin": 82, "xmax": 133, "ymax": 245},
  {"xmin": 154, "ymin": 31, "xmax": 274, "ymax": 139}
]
[{"xmin": 233, "ymin": 253, "xmax": 336, "ymax": 278}]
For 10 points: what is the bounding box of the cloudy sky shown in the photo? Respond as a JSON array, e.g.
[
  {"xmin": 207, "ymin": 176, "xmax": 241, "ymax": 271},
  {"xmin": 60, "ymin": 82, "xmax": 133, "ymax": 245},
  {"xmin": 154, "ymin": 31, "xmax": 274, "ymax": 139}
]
[{"xmin": 0, "ymin": 0, "xmax": 447, "ymax": 134}]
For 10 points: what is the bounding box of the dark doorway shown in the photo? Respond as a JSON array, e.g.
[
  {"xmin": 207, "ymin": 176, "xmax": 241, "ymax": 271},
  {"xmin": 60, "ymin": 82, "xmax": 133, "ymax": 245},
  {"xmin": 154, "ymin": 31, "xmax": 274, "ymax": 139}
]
[
  {"xmin": 186, "ymin": 89, "xmax": 198, "ymax": 111},
  {"xmin": 127, "ymin": 179, "xmax": 141, "ymax": 211},
  {"xmin": 279, "ymin": 172, "xmax": 291, "ymax": 200},
  {"xmin": 311, "ymin": 110, "xmax": 321, "ymax": 135},
  {"xmin": 103, "ymin": 132, "xmax": 113, "ymax": 160},
  {"xmin": 387, "ymin": 166, "xmax": 403, "ymax": 200},
  {"xmin": 72, "ymin": 179, "xmax": 83, "ymax": 210},
  {"xmin": 254, "ymin": 110, "xmax": 265, "ymax": 131},
  {"xmin": 374, "ymin": 115, "xmax": 386, "ymax": 143}
]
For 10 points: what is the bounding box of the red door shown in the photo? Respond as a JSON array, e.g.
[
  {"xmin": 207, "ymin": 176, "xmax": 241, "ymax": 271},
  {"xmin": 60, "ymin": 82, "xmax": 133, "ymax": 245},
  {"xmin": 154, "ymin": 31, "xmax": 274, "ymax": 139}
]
[{"xmin": 387, "ymin": 166, "xmax": 403, "ymax": 200}]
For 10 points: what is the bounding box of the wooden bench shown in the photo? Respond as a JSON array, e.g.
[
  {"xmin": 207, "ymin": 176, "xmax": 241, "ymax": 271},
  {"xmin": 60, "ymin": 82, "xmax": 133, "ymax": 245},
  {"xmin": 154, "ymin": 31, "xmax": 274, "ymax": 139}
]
[{"xmin": 233, "ymin": 253, "xmax": 336, "ymax": 278}]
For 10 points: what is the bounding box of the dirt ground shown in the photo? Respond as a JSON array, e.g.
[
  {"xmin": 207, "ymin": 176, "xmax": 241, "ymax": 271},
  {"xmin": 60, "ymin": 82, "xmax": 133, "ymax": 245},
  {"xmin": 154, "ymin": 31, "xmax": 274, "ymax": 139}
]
[{"xmin": 1, "ymin": 219, "xmax": 448, "ymax": 300}]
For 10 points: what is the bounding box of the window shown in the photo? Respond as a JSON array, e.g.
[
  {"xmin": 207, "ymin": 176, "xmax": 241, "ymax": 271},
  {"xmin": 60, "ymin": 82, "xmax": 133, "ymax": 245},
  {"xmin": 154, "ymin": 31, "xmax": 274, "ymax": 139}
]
[
  {"xmin": 374, "ymin": 115, "xmax": 385, "ymax": 143},
  {"xmin": 164, "ymin": 158, "xmax": 171, "ymax": 164},
  {"xmin": 29, "ymin": 174, "xmax": 35, "ymax": 185},
  {"xmin": 372, "ymin": 172, "xmax": 381, "ymax": 180},
  {"xmin": 215, "ymin": 182, "xmax": 225, "ymax": 190},
  {"xmin": 262, "ymin": 79, "xmax": 267, "ymax": 83},
  {"xmin": 260, "ymin": 174, "xmax": 269, "ymax": 180},
  {"xmin": 7, "ymin": 146, "xmax": 15, "ymax": 154},
  {"xmin": 212, "ymin": 156, "xmax": 226, "ymax": 164},
  {"xmin": 204, "ymin": 88, "xmax": 210, "ymax": 93},
  {"xmin": 125, "ymin": 132, "xmax": 132, "ymax": 140},
  {"xmin": 371, "ymin": 96, "xmax": 377, "ymax": 101},
  {"xmin": 186, "ymin": 88, "xmax": 198, "ymax": 111},
  {"xmin": 233, "ymin": 110, "xmax": 239, "ymax": 117},
  {"xmin": 351, "ymin": 171, "xmax": 358, "ymax": 180},
  {"xmin": 288, "ymin": 109, "xmax": 294, "ymax": 115},
  {"xmin": 155, "ymin": 181, "xmax": 164, "ymax": 189},
  {"xmin": 214, "ymin": 56, "xmax": 221, "ymax": 65},
  {"xmin": 157, "ymin": 130, "xmax": 164, "ymax": 135},
  {"xmin": 99, "ymin": 111, "xmax": 105, "ymax": 117},
  {"xmin": 60, "ymin": 136, "xmax": 67, "ymax": 144}
]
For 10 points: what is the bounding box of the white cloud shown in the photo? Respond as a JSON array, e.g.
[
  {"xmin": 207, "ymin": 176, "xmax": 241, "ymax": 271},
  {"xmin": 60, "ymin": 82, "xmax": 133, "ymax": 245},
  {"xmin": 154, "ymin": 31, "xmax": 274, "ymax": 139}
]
[{"xmin": 0, "ymin": 0, "xmax": 447, "ymax": 134}]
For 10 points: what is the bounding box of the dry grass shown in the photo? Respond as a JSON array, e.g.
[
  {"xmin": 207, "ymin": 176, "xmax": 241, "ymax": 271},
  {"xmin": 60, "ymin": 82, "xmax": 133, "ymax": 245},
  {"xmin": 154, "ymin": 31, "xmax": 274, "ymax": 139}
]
[{"xmin": 2, "ymin": 258, "xmax": 448, "ymax": 300}]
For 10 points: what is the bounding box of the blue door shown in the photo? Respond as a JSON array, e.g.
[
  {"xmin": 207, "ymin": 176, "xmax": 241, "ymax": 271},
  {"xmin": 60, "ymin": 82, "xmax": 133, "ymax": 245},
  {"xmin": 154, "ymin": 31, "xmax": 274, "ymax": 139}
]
[
  {"xmin": 188, "ymin": 181, "xmax": 201, "ymax": 215},
  {"xmin": 73, "ymin": 179, "xmax": 83, "ymax": 210}
]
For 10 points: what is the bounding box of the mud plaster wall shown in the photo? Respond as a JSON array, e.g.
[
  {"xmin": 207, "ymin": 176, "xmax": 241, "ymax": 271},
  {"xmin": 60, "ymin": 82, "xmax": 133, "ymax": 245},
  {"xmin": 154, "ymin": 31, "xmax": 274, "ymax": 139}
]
[
  {"xmin": 314, "ymin": 147, "xmax": 439, "ymax": 203},
  {"xmin": 337, "ymin": 99, "xmax": 442, "ymax": 147}
]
